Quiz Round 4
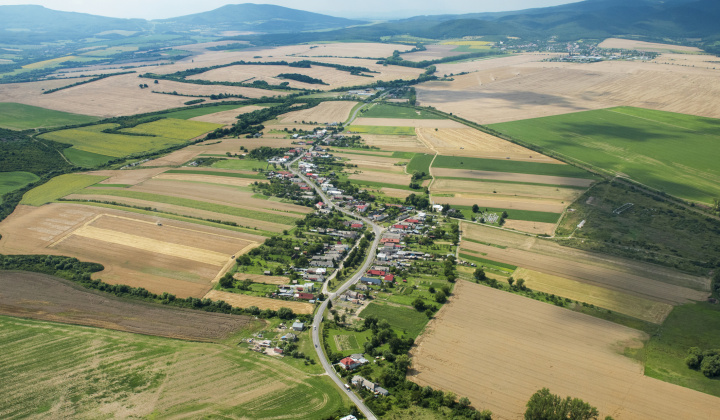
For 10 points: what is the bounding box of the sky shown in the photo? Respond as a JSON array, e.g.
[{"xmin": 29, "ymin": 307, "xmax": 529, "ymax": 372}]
[{"xmin": 0, "ymin": 0, "xmax": 580, "ymax": 20}]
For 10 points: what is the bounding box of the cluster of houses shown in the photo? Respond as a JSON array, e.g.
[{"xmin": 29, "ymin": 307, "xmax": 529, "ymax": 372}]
[
  {"xmin": 275, "ymin": 282, "xmax": 316, "ymax": 301},
  {"xmin": 267, "ymin": 148, "xmax": 305, "ymax": 165},
  {"xmin": 248, "ymin": 321, "xmax": 305, "ymax": 356},
  {"xmin": 351, "ymin": 375, "xmax": 390, "ymax": 396},
  {"xmin": 338, "ymin": 353, "xmax": 369, "ymax": 370}
]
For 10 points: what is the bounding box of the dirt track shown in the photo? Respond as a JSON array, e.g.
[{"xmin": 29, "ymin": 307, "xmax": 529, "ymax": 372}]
[{"xmin": 0, "ymin": 271, "xmax": 253, "ymax": 341}]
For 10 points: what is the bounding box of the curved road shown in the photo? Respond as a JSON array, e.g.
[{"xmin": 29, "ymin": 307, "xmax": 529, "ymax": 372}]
[{"xmin": 288, "ymin": 155, "xmax": 382, "ymax": 420}]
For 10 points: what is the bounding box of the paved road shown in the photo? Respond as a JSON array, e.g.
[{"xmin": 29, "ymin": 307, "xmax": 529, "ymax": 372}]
[{"xmin": 288, "ymin": 155, "xmax": 381, "ymax": 420}]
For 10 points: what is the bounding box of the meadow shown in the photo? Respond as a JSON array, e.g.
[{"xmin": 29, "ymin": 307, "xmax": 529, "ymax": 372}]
[
  {"xmin": 406, "ymin": 153, "xmax": 434, "ymax": 174},
  {"xmin": 0, "ymin": 171, "xmax": 39, "ymax": 201},
  {"xmin": 452, "ymin": 205, "xmax": 562, "ymax": 223},
  {"xmin": 361, "ymin": 104, "xmax": 445, "ymax": 120},
  {"xmin": 20, "ymin": 174, "xmax": 107, "ymax": 206},
  {"xmin": 0, "ymin": 315, "xmax": 349, "ymax": 419},
  {"xmin": 489, "ymin": 107, "xmax": 720, "ymax": 203},
  {"xmin": 360, "ymin": 302, "xmax": 429, "ymax": 338},
  {"xmin": 345, "ymin": 125, "xmax": 417, "ymax": 136},
  {"xmin": 432, "ymin": 155, "xmax": 595, "ymax": 178},
  {"xmin": 0, "ymin": 102, "xmax": 98, "ymax": 130}
]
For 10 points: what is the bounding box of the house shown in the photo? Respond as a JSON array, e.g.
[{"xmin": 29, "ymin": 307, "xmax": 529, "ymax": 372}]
[
  {"xmin": 281, "ymin": 333, "xmax": 297, "ymax": 342},
  {"xmin": 360, "ymin": 277, "xmax": 381, "ymax": 285},
  {"xmin": 367, "ymin": 269, "xmax": 386, "ymax": 276},
  {"xmin": 339, "ymin": 357, "xmax": 363, "ymax": 370},
  {"xmin": 392, "ymin": 224, "xmax": 410, "ymax": 230},
  {"xmin": 316, "ymin": 201, "xmax": 324, "ymax": 209},
  {"xmin": 296, "ymin": 292, "xmax": 314, "ymax": 300},
  {"xmin": 350, "ymin": 223, "xmax": 364, "ymax": 229},
  {"xmin": 384, "ymin": 274, "xmax": 395, "ymax": 282},
  {"xmin": 381, "ymin": 238, "xmax": 400, "ymax": 244},
  {"xmin": 340, "ymin": 416, "xmax": 358, "ymax": 420},
  {"xmin": 292, "ymin": 322, "xmax": 305, "ymax": 331}
]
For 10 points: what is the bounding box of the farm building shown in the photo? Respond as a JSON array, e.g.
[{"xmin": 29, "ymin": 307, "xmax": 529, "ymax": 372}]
[
  {"xmin": 292, "ymin": 321, "xmax": 305, "ymax": 331},
  {"xmin": 360, "ymin": 277, "xmax": 382, "ymax": 285}
]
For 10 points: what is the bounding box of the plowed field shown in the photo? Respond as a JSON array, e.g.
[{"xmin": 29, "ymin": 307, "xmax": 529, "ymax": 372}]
[{"xmin": 410, "ymin": 281, "xmax": 720, "ymax": 420}]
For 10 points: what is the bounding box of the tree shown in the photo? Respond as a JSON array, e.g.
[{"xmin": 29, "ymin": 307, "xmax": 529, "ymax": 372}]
[
  {"xmin": 701, "ymin": 354, "xmax": 720, "ymax": 377},
  {"xmin": 686, "ymin": 347, "xmax": 703, "ymax": 369},
  {"xmin": 508, "ymin": 278, "xmax": 515, "ymax": 287},
  {"xmin": 277, "ymin": 307, "xmax": 294, "ymax": 320},
  {"xmin": 412, "ymin": 298, "xmax": 427, "ymax": 312},
  {"xmin": 472, "ymin": 204, "xmax": 480, "ymax": 213},
  {"xmin": 435, "ymin": 290, "xmax": 447, "ymax": 304},
  {"xmin": 219, "ymin": 273, "xmax": 234, "ymax": 289},
  {"xmin": 525, "ymin": 388, "xmax": 599, "ymax": 420},
  {"xmin": 516, "ymin": 278, "xmax": 526, "ymax": 290},
  {"xmin": 459, "ymin": 396, "xmax": 471, "ymax": 407},
  {"xmin": 473, "ymin": 268, "xmax": 486, "ymax": 282}
]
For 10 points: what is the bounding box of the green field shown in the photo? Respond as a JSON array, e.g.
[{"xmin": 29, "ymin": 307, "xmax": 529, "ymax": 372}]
[
  {"xmin": 407, "ymin": 153, "xmax": 434, "ymax": 174},
  {"xmin": 41, "ymin": 119, "xmax": 220, "ymax": 158},
  {"xmin": 360, "ymin": 302, "xmax": 429, "ymax": 338},
  {"xmin": 452, "ymin": 205, "xmax": 561, "ymax": 223},
  {"xmin": 361, "ymin": 104, "xmax": 445, "ymax": 120},
  {"xmin": 164, "ymin": 169, "xmax": 266, "ymax": 180},
  {"xmin": 432, "ymin": 155, "xmax": 595, "ymax": 179},
  {"xmin": 326, "ymin": 326, "xmax": 373, "ymax": 355},
  {"xmin": 0, "ymin": 171, "xmax": 39, "ymax": 201},
  {"xmin": 345, "ymin": 125, "xmax": 416, "ymax": 136},
  {"xmin": 348, "ymin": 179, "xmax": 414, "ymax": 191},
  {"xmin": 63, "ymin": 147, "xmax": 114, "ymax": 167},
  {"xmin": 160, "ymin": 104, "xmax": 254, "ymax": 120},
  {"xmin": 0, "ymin": 103, "xmax": 98, "ymax": 130},
  {"xmin": 76, "ymin": 188, "xmax": 301, "ymax": 225},
  {"xmin": 21, "ymin": 174, "xmax": 108, "ymax": 206},
  {"xmin": 489, "ymin": 107, "xmax": 720, "ymax": 203},
  {"xmin": 459, "ymin": 252, "xmax": 518, "ymax": 273},
  {"xmin": 0, "ymin": 315, "xmax": 349, "ymax": 419},
  {"xmin": 645, "ymin": 303, "xmax": 720, "ymax": 397}
]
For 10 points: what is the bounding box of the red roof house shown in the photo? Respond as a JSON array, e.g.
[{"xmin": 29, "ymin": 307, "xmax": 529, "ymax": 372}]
[
  {"xmin": 384, "ymin": 274, "xmax": 395, "ymax": 282},
  {"xmin": 367, "ymin": 269, "xmax": 386, "ymax": 276},
  {"xmin": 296, "ymin": 292, "xmax": 315, "ymax": 300},
  {"xmin": 339, "ymin": 357, "xmax": 362, "ymax": 370}
]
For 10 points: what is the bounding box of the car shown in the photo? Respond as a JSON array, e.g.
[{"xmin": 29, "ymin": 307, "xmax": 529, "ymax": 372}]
[{"xmin": 315, "ymin": 344, "xmax": 318, "ymax": 348}]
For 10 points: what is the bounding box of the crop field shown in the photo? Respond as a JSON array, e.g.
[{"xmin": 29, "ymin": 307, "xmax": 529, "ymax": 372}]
[
  {"xmin": 349, "ymin": 172, "xmax": 411, "ymax": 186},
  {"xmin": 153, "ymin": 172, "xmax": 261, "ymax": 186},
  {"xmin": 512, "ymin": 268, "xmax": 673, "ymax": 323},
  {"xmin": 360, "ymin": 103, "xmax": 445, "ymax": 120},
  {"xmin": 0, "ymin": 171, "xmax": 39, "ymax": 199},
  {"xmin": 140, "ymin": 147, "xmax": 204, "ymax": 167},
  {"xmin": 352, "ymin": 118, "xmax": 464, "ymax": 129},
  {"xmin": 40, "ymin": 119, "xmax": 221, "ymax": 158},
  {"xmin": 489, "ymin": 107, "xmax": 720, "ymax": 203},
  {"xmin": 0, "ymin": 203, "xmax": 262, "ymax": 298},
  {"xmin": 20, "ymin": 174, "xmax": 108, "ymax": 206},
  {"xmin": 432, "ymin": 168, "xmax": 593, "ymax": 187},
  {"xmin": 204, "ymin": 290, "xmax": 314, "ymax": 314},
  {"xmin": 409, "ymin": 281, "xmax": 720, "ymax": 420},
  {"xmin": 360, "ymin": 134, "xmax": 431, "ymax": 153},
  {"xmin": 0, "ymin": 271, "xmax": 253, "ymax": 341},
  {"xmin": 437, "ymin": 195, "xmax": 567, "ymax": 213},
  {"xmin": 335, "ymin": 152, "xmax": 409, "ymax": 172},
  {"xmin": 406, "ymin": 153, "xmax": 434, "ymax": 174},
  {"xmin": 432, "ymin": 155, "xmax": 595, "ymax": 179},
  {"xmin": 431, "ymin": 179, "xmax": 584, "ymax": 202},
  {"xmin": 0, "ymin": 315, "xmax": 347, "ymax": 419},
  {"xmin": 160, "ymin": 104, "xmax": 259, "ymax": 120},
  {"xmin": 189, "ymin": 105, "xmax": 266, "ymax": 124},
  {"xmin": 417, "ymin": 57, "xmax": 720, "ymax": 125},
  {"xmin": 360, "ymin": 302, "xmax": 429, "ymax": 338},
  {"xmin": 87, "ymin": 168, "xmax": 168, "ymax": 186},
  {"xmin": 415, "ymin": 127, "xmax": 561, "ymax": 162},
  {"xmin": 599, "ymin": 38, "xmax": 703, "ymax": 53},
  {"xmin": 400, "ymin": 44, "xmax": 467, "ymax": 61},
  {"xmin": 279, "ymin": 101, "xmax": 357, "ymax": 124},
  {"xmin": 0, "ymin": 102, "xmax": 98, "ymax": 130},
  {"xmin": 345, "ymin": 125, "xmax": 417, "ymax": 136},
  {"xmin": 455, "ymin": 206, "xmax": 561, "ymax": 224},
  {"xmin": 501, "ymin": 220, "xmax": 558, "ymax": 235}
]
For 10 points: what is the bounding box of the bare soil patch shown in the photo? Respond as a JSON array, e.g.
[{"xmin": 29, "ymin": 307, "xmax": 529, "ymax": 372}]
[
  {"xmin": 433, "ymin": 168, "xmax": 592, "ymax": 187},
  {"xmin": 204, "ymin": 290, "xmax": 314, "ymax": 314},
  {"xmin": 0, "ymin": 271, "xmax": 253, "ymax": 341},
  {"xmin": 410, "ymin": 280, "xmax": 720, "ymax": 420},
  {"xmin": 417, "ymin": 128, "xmax": 562, "ymax": 162},
  {"xmin": 190, "ymin": 105, "xmax": 265, "ymax": 124},
  {"xmin": 279, "ymin": 101, "xmax": 357, "ymax": 124},
  {"xmin": 349, "ymin": 172, "xmax": 411, "ymax": 185}
]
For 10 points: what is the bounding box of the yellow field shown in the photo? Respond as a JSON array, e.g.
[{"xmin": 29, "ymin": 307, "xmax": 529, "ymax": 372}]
[
  {"xmin": 431, "ymin": 179, "xmax": 583, "ymax": 202},
  {"xmin": 502, "ymin": 220, "xmax": 557, "ymax": 236},
  {"xmin": 599, "ymin": 38, "xmax": 703, "ymax": 53},
  {"xmin": 204, "ymin": 290, "xmax": 314, "ymax": 314},
  {"xmin": 279, "ymin": 101, "xmax": 357, "ymax": 124},
  {"xmin": 360, "ymin": 134, "xmax": 431, "ymax": 153},
  {"xmin": 349, "ymin": 172, "xmax": 411, "ymax": 185}
]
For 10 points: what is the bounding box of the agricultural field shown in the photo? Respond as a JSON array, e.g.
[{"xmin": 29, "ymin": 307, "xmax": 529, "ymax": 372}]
[
  {"xmin": 205, "ymin": 290, "xmax": 314, "ymax": 314},
  {"xmin": 189, "ymin": 105, "xmax": 266, "ymax": 124},
  {"xmin": 489, "ymin": 107, "xmax": 720, "ymax": 204},
  {"xmin": 279, "ymin": 100, "xmax": 357, "ymax": 124},
  {"xmin": 0, "ymin": 315, "xmax": 348, "ymax": 419},
  {"xmin": 0, "ymin": 102, "xmax": 98, "ymax": 130},
  {"xmin": 360, "ymin": 302, "xmax": 430, "ymax": 338},
  {"xmin": 0, "ymin": 203, "xmax": 263, "ymax": 298},
  {"xmin": 351, "ymin": 118, "xmax": 464, "ymax": 129},
  {"xmin": 360, "ymin": 103, "xmax": 445, "ymax": 120},
  {"xmin": 409, "ymin": 281, "xmax": 720, "ymax": 420},
  {"xmin": 598, "ymin": 38, "xmax": 704, "ymax": 53},
  {"xmin": 336, "ymin": 152, "xmax": 410, "ymax": 173},
  {"xmin": 432, "ymin": 155, "xmax": 595, "ymax": 179},
  {"xmin": 20, "ymin": 174, "xmax": 108, "ymax": 206},
  {"xmin": 345, "ymin": 125, "xmax": 417, "ymax": 136},
  {"xmin": 356, "ymin": 133, "xmax": 431, "ymax": 153},
  {"xmin": 348, "ymin": 172, "xmax": 412, "ymax": 187},
  {"xmin": 0, "ymin": 171, "xmax": 39, "ymax": 200},
  {"xmin": 0, "ymin": 271, "xmax": 253, "ymax": 341},
  {"xmin": 160, "ymin": 103, "xmax": 260, "ymax": 120},
  {"xmin": 400, "ymin": 44, "xmax": 467, "ymax": 61}
]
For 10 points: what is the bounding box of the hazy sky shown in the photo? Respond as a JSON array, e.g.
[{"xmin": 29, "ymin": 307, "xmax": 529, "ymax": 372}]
[{"xmin": 0, "ymin": 0, "xmax": 580, "ymax": 20}]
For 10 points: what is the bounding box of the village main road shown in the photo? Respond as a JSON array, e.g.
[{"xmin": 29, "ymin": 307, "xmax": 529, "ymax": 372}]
[{"xmin": 288, "ymin": 156, "xmax": 381, "ymax": 420}]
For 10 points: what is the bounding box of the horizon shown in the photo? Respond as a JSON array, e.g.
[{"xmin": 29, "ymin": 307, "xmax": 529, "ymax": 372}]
[{"xmin": 0, "ymin": 0, "xmax": 580, "ymax": 20}]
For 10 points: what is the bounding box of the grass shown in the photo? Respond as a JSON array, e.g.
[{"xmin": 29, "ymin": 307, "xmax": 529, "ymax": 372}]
[
  {"xmin": 489, "ymin": 107, "xmax": 720, "ymax": 203},
  {"xmin": 391, "ymin": 151, "xmax": 416, "ymax": 159},
  {"xmin": 360, "ymin": 302, "xmax": 429, "ymax": 338},
  {"xmin": 63, "ymin": 147, "xmax": 114, "ymax": 167},
  {"xmin": 407, "ymin": 153, "xmax": 434, "ymax": 174},
  {"xmin": 326, "ymin": 326, "xmax": 373, "ymax": 355},
  {"xmin": 121, "ymin": 118, "xmax": 220, "ymax": 138},
  {"xmin": 432, "ymin": 155, "xmax": 595, "ymax": 179},
  {"xmin": 345, "ymin": 125, "xmax": 416, "ymax": 136},
  {"xmin": 77, "ymin": 188, "xmax": 301, "ymax": 225},
  {"xmin": 212, "ymin": 159, "xmax": 270, "ymax": 171},
  {"xmin": 0, "ymin": 103, "xmax": 98, "ymax": 130},
  {"xmin": 361, "ymin": 104, "xmax": 445, "ymax": 120},
  {"xmin": 0, "ymin": 171, "xmax": 39, "ymax": 200},
  {"xmin": 21, "ymin": 174, "xmax": 108, "ymax": 206},
  {"xmin": 0, "ymin": 315, "xmax": 349, "ymax": 419},
  {"xmin": 458, "ymin": 252, "xmax": 518, "ymax": 273},
  {"xmin": 453, "ymin": 205, "xmax": 562, "ymax": 223},
  {"xmin": 645, "ymin": 302, "xmax": 720, "ymax": 397},
  {"xmin": 164, "ymin": 169, "xmax": 266, "ymax": 180},
  {"xmin": 434, "ymin": 176, "xmax": 588, "ymax": 190},
  {"xmin": 348, "ymin": 179, "xmax": 414, "ymax": 191},
  {"xmin": 157, "ymin": 104, "xmax": 252, "ymax": 120}
]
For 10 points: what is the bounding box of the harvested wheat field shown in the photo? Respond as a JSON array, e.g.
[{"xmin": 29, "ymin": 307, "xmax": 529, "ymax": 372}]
[
  {"xmin": 86, "ymin": 167, "xmax": 168, "ymax": 185},
  {"xmin": 361, "ymin": 134, "xmax": 431, "ymax": 153},
  {"xmin": 352, "ymin": 118, "xmax": 464, "ymax": 128},
  {"xmin": 350, "ymin": 172, "xmax": 411, "ymax": 185},
  {"xmin": 140, "ymin": 146, "xmax": 204, "ymax": 167},
  {"xmin": 153, "ymin": 172, "xmax": 259, "ymax": 187},
  {"xmin": 416, "ymin": 128, "xmax": 561, "ymax": 162},
  {"xmin": 234, "ymin": 273, "xmax": 292, "ymax": 285},
  {"xmin": 599, "ymin": 38, "xmax": 703, "ymax": 53},
  {"xmin": 432, "ymin": 168, "xmax": 593, "ymax": 187},
  {"xmin": 204, "ymin": 290, "xmax": 314, "ymax": 314},
  {"xmin": 189, "ymin": 65, "xmax": 376, "ymax": 90},
  {"xmin": 0, "ymin": 271, "xmax": 253, "ymax": 341},
  {"xmin": 381, "ymin": 188, "xmax": 413, "ymax": 199},
  {"xmin": 418, "ymin": 58, "xmax": 720, "ymax": 124},
  {"xmin": 433, "ymin": 53, "xmax": 555, "ymax": 79},
  {"xmin": 279, "ymin": 101, "xmax": 357, "ymax": 124},
  {"xmin": 651, "ymin": 52, "xmax": 720, "ymax": 69},
  {"xmin": 189, "ymin": 105, "xmax": 265, "ymax": 124},
  {"xmin": 511, "ymin": 268, "xmax": 673, "ymax": 323},
  {"xmin": 0, "ymin": 203, "xmax": 259, "ymax": 297},
  {"xmin": 196, "ymin": 137, "xmax": 298, "ymax": 153},
  {"xmin": 440, "ymin": 196, "xmax": 567, "ymax": 213},
  {"xmin": 410, "ymin": 281, "xmax": 720, "ymax": 420},
  {"xmin": 401, "ymin": 44, "xmax": 466, "ymax": 62},
  {"xmin": 431, "ymin": 179, "xmax": 583, "ymax": 201},
  {"xmin": 334, "ymin": 152, "xmax": 408, "ymax": 172},
  {"xmin": 501, "ymin": 220, "xmax": 557, "ymax": 236}
]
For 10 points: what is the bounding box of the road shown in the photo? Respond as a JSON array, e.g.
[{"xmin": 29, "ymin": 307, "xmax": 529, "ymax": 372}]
[{"xmin": 288, "ymin": 155, "xmax": 381, "ymax": 420}]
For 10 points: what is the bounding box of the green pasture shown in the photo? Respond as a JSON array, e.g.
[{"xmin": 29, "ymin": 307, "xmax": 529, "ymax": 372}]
[
  {"xmin": 451, "ymin": 205, "xmax": 562, "ymax": 224},
  {"xmin": 76, "ymin": 188, "xmax": 301, "ymax": 225},
  {"xmin": 0, "ymin": 315, "xmax": 349, "ymax": 419},
  {"xmin": 432, "ymin": 155, "xmax": 595, "ymax": 179},
  {"xmin": 489, "ymin": 107, "xmax": 720, "ymax": 203},
  {"xmin": 407, "ymin": 153, "xmax": 434, "ymax": 174},
  {"xmin": 326, "ymin": 326, "xmax": 373, "ymax": 355},
  {"xmin": 345, "ymin": 125, "xmax": 416, "ymax": 136},
  {"xmin": 458, "ymin": 252, "xmax": 518, "ymax": 273},
  {"xmin": 359, "ymin": 302, "xmax": 429, "ymax": 338},
  {"xmin": 121, "ymin": 118, "xmax": 220, "ymax": 138},
  {"xmin": 63, "ymin": 147, "xmax": 114, "ymax": 167},
  {"xmin": 160, "ymin": 104, "xmax": 253, "ymax": 120},
  {"xmin": 0, "ymin": 102, "xmax": 98, "ymax": 130},
  {"xmin": 0, "ymin": 171, "xmax": 39, "ymax": 201},
  {"xmin": 361, "ymin": 104, "xmax": 445, "ymax": 120},
  {"xmin": 348, "ymin": 178, "xmax": 414, "ymax": 191},
  {"xmin": 21, "ymin": 174, "xmax": 107, "ymax": 206}
]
